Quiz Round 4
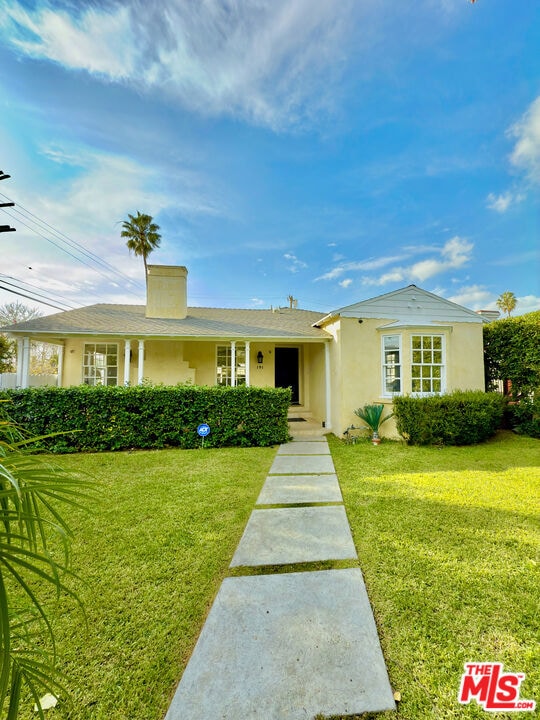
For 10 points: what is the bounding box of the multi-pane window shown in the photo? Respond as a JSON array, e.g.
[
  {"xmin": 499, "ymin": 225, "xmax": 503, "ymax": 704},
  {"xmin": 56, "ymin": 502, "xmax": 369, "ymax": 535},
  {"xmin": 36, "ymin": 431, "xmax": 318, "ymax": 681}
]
[
  {"xmin": 411, "ymin": 335, "xmax": 444, "ymax": 394},
  {"xmin": 382, "ymin": 335, "xmax": 401, "ymax": 395},
  {"xmin": 216, "ymin": 344, "xmax": 246, "ymax": 386},
  {"xmin": 83, "ymin": 343, "xmax": 118, "ymax": 386}
]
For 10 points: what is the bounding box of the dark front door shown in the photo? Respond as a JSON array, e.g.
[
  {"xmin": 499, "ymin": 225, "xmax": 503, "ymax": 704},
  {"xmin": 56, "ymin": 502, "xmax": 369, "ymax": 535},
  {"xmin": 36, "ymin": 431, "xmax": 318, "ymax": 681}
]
[{"xmin": 275, "ymin": 347, "xmax": 299, "ymax": 404}]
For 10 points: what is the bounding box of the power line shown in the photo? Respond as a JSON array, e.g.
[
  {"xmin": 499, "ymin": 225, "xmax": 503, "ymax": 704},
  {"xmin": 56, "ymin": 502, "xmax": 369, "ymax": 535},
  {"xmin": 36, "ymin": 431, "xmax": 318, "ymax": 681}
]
[
  {"xmin": 0, "ymin": 193, "xmax": 146, "ymax": 295},
  {"xmin": 0, "ymin": 207, "xmax": 144, "ymax": 301},
  {"xmin": 0, "ymin": 281, "xmax": 70, "ymax": 312},
  {"xmin": 0, "ymin": 274, "xmax": 78, "ymax": 310}
]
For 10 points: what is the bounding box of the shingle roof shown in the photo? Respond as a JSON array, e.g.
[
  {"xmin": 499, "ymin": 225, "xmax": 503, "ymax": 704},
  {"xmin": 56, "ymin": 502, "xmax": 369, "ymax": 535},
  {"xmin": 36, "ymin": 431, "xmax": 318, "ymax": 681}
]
[{"xmin": 4, "ymin": 304, "xmax": 330, "ymax": 341}]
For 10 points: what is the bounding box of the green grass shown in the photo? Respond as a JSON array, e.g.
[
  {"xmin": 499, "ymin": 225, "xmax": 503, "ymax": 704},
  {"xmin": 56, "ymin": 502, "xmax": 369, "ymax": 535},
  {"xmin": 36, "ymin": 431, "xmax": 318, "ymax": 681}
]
[
  {"xmin": 13, "ymin": 432, "xmax": 540, "ymax": 720},
  {"xmin": 14, "ymin": 445, "xmax": 276, "ymax": 720},
  {"xmin": 327, "ymin": 431, "xmax": 539, "ymax": 720}
]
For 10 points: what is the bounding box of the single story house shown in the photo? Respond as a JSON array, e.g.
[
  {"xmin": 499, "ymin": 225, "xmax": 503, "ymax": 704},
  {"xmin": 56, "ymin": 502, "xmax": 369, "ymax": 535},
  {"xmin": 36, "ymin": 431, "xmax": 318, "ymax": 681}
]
[{"xmin": 4, "ymin": 265, "xmax": 486, "ymax": 437}]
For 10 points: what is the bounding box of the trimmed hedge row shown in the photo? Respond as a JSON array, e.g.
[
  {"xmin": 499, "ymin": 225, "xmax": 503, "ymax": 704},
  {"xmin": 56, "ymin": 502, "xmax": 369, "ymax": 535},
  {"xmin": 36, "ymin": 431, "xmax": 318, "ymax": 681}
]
[
  {"xmin": 393, "ymin": 391, "xmax": 505, "ymax": 446},
  {"xmin": 0, "ymin": 384, "xmax": 291, "ymax": 453}
]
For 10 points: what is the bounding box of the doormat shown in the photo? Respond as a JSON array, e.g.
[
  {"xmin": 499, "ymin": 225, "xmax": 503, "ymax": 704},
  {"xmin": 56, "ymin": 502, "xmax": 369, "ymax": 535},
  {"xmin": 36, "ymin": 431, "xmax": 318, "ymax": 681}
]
[{"xmin": 288, "ymin": 417, "xmax": 306, "ymax": 422}]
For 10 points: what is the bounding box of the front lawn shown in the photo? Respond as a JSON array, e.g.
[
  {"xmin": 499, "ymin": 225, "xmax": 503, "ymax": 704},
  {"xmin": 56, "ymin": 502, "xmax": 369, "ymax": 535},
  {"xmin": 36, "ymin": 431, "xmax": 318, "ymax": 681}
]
[
  {"xmin": 328, "ymin": 431, "xmax": 539, "ymax": 719},
  {"xmin": 13, "ymin": 432, "xmax": 539, "ymax": 719},
  {"xmin": 15, "ymin": 445, "xmax": 276, "ymax": 720}
]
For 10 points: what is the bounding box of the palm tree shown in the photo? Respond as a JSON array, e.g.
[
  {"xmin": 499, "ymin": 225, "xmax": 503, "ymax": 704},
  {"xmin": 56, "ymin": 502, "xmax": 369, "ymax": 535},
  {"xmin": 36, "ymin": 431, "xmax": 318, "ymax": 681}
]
[
  {"xmin": 121, "ymin": 212, "xmax": 161, "ymax": 286},
  {"xmin": 496, "ymin": 291, "xmax": 517, "ymax": 317},
  {"xmin": 0, "ymin": 403, "xmax": 91, "ymax": 718}
]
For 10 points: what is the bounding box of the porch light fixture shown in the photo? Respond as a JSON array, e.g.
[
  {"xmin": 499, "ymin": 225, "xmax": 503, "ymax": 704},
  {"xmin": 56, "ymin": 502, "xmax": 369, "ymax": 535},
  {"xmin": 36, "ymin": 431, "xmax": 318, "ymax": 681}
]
[{"xmin": 257, "ymin": 351, "xmax": 264, "ymax": 364}]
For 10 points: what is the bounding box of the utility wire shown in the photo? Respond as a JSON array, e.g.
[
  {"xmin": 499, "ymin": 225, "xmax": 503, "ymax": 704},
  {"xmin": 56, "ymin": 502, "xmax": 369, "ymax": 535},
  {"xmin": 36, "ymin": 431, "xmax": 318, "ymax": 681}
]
[
  {"xmin": 0, "ymin": 194, "xmax": 146, "ymax": 295},
  {"xmin": 0, "ymin": 274, "xmax": 78, "ymax": 310},
  {"xmin": 0, "ymin": 281, "xmax": 70, "ymax": 312},
  {"xmin": 0, "ymin": 191, "xmax": 145, "ymax": 287},
  {"xmin": 0, "ymin": 207, "xmax": 145, "ymax": 300}
]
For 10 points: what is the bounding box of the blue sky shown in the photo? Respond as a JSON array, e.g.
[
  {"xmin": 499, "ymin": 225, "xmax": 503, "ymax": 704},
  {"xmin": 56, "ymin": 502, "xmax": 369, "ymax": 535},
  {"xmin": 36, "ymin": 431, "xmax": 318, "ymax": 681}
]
[{"xmin": 0, "ymin": 0, "xmax": 539, "ymax": 316}]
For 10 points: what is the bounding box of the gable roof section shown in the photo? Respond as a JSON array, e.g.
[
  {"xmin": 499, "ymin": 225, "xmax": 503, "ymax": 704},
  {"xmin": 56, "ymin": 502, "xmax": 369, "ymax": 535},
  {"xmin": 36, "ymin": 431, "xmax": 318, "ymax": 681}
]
[
  {"xmin": 315, "ymin": 285, "xmax": 483, "ymax": 326},
  {"xmin": 4, "ymin": 304, "xmax": 330, "ymax": 342}
]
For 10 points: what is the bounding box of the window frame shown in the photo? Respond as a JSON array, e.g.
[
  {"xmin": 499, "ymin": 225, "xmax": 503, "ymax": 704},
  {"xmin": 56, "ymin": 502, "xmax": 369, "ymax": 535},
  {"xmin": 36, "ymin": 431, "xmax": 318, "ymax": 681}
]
[
  {"xmin": 410, "ymin": 334, "xmax": 445, "ymax": 396},
  {"xmin": 381, "ymin": 334, "xmax": 402, "ymax": 398},
  {"xmin": 82, "ymin": 342, "xmax": 118, "ymax": 386},
  {"xmin": 216, "ymin": 343, "xmax": 246, "ymax": 387}
]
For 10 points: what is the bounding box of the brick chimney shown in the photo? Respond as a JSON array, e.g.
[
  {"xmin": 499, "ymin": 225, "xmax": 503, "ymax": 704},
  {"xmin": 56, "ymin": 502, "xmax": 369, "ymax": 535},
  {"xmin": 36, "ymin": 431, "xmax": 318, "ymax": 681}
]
[{"xmin": 146, "ymin": 265, "xmax": 188, "ymax": 319}]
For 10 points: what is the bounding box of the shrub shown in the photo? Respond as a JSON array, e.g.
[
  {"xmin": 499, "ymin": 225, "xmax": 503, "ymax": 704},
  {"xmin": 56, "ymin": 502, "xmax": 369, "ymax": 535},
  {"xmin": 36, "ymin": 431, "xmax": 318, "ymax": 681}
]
[
  {"xmin": 506, "ymin": 395, "xmax": 540, "ymax": 439},
  {"xmin": 393, "ymin": 391, "xmax": 505, "ymax": 446},
  {"xmin": 0, "ymin": 384, "xmax": 291, "ymax": 453},
  {"xmin": 483, "ymin": 310, "xmax": 540, "ymax": 397}
]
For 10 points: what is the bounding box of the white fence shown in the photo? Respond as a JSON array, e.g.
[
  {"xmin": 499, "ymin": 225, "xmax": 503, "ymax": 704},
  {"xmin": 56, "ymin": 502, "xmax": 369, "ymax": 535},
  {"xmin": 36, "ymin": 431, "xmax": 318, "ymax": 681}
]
[{"xmin": 0, "ymin": 374, "xmax": 58, "ymax": 389}]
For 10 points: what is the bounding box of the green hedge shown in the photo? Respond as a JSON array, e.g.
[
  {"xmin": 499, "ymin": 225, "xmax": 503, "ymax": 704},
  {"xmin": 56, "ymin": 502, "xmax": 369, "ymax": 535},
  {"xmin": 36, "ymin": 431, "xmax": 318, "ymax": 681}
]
[
  {"xmin": 0, "ymin": 385, "xmax": 291, "ymax": 453},
  {"xmin": 393, "ymin": 391, "xmax": 505, "ymax": 446},
  {"xmin": 506, "ymin": 396, "xmax": 540, "ymax": 439},
  {"xmin": 483, "ymin": 310, "xmax": 540, "ymax": 397}
]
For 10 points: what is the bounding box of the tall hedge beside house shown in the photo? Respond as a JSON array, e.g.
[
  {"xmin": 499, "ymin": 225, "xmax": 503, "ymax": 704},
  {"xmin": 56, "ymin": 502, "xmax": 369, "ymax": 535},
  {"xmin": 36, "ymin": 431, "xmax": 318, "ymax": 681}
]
[
  {"xmin": 0, "ymin": 385, "xmax": 291, "ymax": 452},
  {"xmin": 393, "ymin": 391, "xmax": 505, "ymax": 446},
  {"xmin": 483, "ymin": 310, "xmax": 540, "ymax": 397}
]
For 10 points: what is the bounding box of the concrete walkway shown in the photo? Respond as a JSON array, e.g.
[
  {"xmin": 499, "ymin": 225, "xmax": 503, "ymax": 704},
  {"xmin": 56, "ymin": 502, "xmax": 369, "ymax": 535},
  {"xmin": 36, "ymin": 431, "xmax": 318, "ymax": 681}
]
[{"xmin": 165, "ymin": 438, "xmax": 395, "ymax": 720}]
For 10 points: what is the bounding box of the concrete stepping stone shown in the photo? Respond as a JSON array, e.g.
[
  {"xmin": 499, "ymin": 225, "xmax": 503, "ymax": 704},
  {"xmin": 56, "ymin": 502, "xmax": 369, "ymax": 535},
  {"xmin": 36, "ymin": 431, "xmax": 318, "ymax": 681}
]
[
  {"xmin": 277, "ymin": 440, "xmax": 330, "ymax": 455},
  {"xmin": 256, "ymin": 474, "xmax": 342, "ymax": 505},
  {"xmin": 269, "ymin": 454, "xmax": 335, "ymax": 475},
  {"xmin": 230, "ymin": 506, "xmax": 357, "ymax": 567},
  {"xmin": 164, "ymin": 568, "xmax": 396, "ymax": 720}
]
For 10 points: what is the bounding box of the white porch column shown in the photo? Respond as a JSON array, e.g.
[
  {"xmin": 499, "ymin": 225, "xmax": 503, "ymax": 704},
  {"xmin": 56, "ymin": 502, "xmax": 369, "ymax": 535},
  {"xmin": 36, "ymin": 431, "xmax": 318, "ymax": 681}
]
[
  {"xmin": 21, "ymin": 337, "xmax": 31, "ymax": 389},
  {"xmin": 16, "ymin": 339, "xmax": 24, "ymax": 387},
  {"xmin": 245, "ymin": 340, "xmax": 251, "ymax": 387},
  {"xmin": 324, "ymin": 342, "xmax": 332, "ymax": 431},
  {"xmin": 137, "ymin": 340, "xmax": 145, "ymax": 385},
  {"xmin": 57, "ymin": 345, "xmax": 64, "ymax": 387},
  {"xmin": 124, "ymin": 340, "xmax": 131, "ymax": 385},
  {"xmin": 230, "ymin": 341, "xmax": 236, "ymax": 387}
]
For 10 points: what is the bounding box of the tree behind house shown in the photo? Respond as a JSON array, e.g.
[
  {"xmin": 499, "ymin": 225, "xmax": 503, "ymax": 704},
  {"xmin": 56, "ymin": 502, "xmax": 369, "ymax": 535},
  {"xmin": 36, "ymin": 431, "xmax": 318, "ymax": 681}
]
[
  {"xmin": 0, "ymin": 302, "xmax": 42, "ymax": 372},
  {"xmin": 496, "ymin": 291, "xmax": 517, "ymax": 317},
  {"xmin": 121, "ymin": 211, "xmax": 161, "ymax": 286}
]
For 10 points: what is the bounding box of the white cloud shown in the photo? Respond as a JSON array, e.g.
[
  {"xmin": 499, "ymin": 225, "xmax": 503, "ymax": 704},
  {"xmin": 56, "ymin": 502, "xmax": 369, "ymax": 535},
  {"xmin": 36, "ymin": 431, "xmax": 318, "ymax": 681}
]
[
  {"xmin": 339, "ymin": 278, "xmax": 352, "ymax": 288},
  {"xmin": 2, "ymin": 0, "xmax": 358, "ymax": 130},
  {"xmin": 514, "ymin": 295, "xmax": 540, "ymax": 314},
  {"xmin": 316, "ymin": 255, "xmax": 405, "ymax": 282},
  {"xmin": 447, "ymin": 285, "xmax": 494, "ymax": 311},
  {"xmin": 362, "ymin": 237, "xmax": 473, "ymax": 286},
  {"xmin": 510, "ymin": 95, "xmax": 540, "ymax": 183},
  {"xmin": 2, "ymin": 3, "xmax": 137, "ymax": 79},
  {"xmin": 486, "ymin": 191, "xmax": 524, "ymax": 213},
  {"xmin": 446, "ymin": 286, "xmax": 540, "ymax": 315},
  {"xmin": 284, "ymin": 253, "xmax": 307, "ymax": 273}
]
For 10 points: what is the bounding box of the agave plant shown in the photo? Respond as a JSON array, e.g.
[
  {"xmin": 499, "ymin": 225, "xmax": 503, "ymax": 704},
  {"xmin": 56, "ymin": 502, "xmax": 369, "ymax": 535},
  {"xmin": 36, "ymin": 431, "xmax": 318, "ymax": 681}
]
[
  {"xmin": 0, "ymin": 402, "xmax": 91, "ymax": 719},
  {"xmin": 353, "ymin": 403, "xmax": 393, "ymax": 442}
]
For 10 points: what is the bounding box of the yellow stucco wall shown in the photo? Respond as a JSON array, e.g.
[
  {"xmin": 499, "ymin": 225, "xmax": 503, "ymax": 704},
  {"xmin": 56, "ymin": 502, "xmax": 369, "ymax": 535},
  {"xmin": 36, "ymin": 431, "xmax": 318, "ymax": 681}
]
[
  {"xmin": 58, "ymin": 322, "xmax": 484, "ymax": 441},
  {"xmin": 61, "ymin": 338, "xmax": 197, "ymax": 387},
  {"xmin": 303, "ymin": 344, "xmax": 327, "ymax": 423},
  {"xmin": 328, "ymin": 317, "xmax": 485, "ymax": 439}
]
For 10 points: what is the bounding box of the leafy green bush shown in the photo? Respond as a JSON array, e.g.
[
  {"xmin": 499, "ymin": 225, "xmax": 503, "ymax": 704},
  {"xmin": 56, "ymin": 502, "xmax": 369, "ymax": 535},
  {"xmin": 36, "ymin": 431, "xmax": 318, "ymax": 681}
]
[
  {"xmin": 506, "ymin": 395, "xmax": 540, "ymax": 439},
  {"xmin": 483, "ymin": 310, "xmax": 540, "ymax": 397},
  {"xmin": 393, "ymin": 391, "xmax": 505, "ymax": 445},
  {"xmin": 0, "ymin": 385, "xmax": 291, "ymax": 453}
]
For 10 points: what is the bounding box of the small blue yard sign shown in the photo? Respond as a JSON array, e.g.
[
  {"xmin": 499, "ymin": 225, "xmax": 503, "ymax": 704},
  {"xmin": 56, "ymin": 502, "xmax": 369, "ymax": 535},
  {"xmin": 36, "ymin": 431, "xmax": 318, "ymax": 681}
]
[{"xmin": 197, "ymin": 423, "xmax": 211, "ymax": 438}]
